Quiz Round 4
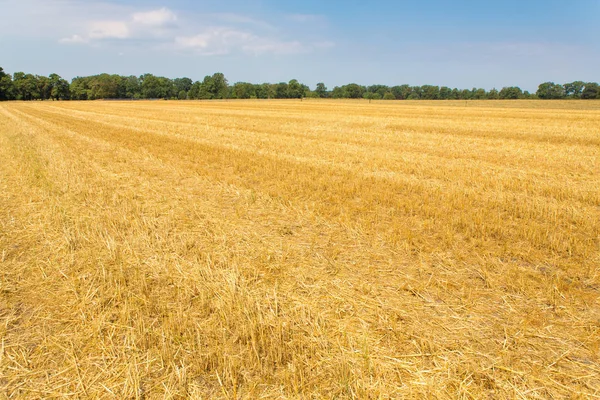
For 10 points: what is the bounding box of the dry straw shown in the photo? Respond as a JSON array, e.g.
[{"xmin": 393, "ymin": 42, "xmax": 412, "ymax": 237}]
[{"xmin": 0, "ymin": 99, "xmax": 599, "ymax": 398}]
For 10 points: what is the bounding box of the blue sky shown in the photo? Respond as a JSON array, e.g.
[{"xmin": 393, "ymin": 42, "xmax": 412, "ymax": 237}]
[{"xmin": 1, "ymin": 0, "xmax": 599, "ymax": 90}]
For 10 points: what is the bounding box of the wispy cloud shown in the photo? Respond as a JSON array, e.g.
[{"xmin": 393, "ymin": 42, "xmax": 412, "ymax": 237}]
[
  {"xmin": 175, "ymin": 28, "xmax": 334, "ymax": 56},
  {"xmin": 88, "ymin": 21, "xmax": 130, "ymax": 40},
  {"xmin": 57, "ymin": 4, "xmax": 334, "ymax": 57},
  {"xmin": 132, "ymin": 7, "xmax": 177, "ymax": 27},
  {"xmin": 175, "ymin": 28, "xmax": 254, "ymax": 55},
  {"xmin": 60, "ymin": 7, "xmax": 177, "ymax": 44}
]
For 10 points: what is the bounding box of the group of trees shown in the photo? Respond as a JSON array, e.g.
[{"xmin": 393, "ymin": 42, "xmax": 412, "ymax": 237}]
[
  {"xmin": 328, "ymin": 82, "xmax": 600, "ymax": 100},
  {"xmin": 0, "ymin": 67, "xmax": 598, "ymax": 101},
  {"xmin": 0, "ymin": 68, "xmax": 70, "ymax": 101},
  {"xmin": 68, "ymin": 73, "xmax": 229, "ymax": 100},
  {"xmin": 536, "ymin": 81, "xmax": 600, "ymax": 99}
]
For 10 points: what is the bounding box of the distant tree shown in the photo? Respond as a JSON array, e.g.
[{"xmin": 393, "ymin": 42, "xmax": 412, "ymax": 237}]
[
  {"xmin": 70, "ymin": 77, "xmax": 89, "ymax": 100},
  {"xmin": 188, "ymin": 79, "xmax": 210, "ymax": 99},
  {"xmin": 439, "ymin": 86, "xmax": 452, "ymax": 100},
  {"xmin": 210, "ymin": 73, "xmax": 228, "ymax": 99},
  {"xmin": 391, "ymin": 85, "xmax": 411, "ymax": 100},
  {"xmin": 288, "ymin": 79, "xmax": 305, "ymax": 99},
  {"xmin": 499, "ymin": 86, "xmax": 523, "ymax": 99},
  {"xmin": 13, "ymin": 72, "xmax": 40, "ymax": 100},
  {"xmin": 315, "ymin": 82, "xmax": 328, "ymax": 98},
  {"xmin": 84, "ymin": 74, "xmax": 122, "ymax": 99},
  {"xmin": 273, "ymin": 82, "xmax": 289, "ymax": 98},
  {"xmin": 459, "ymin": 89, "xmax": 473, "ymax": 100},
  {"xmin": 367, "ymin": 85, "xmax": 389, "ymax": 98},
  {"xmin": 123, "ymin": 76, "xmax": 141, "ymax": 99},
  {"xmin": 0, "ymin": 67, "xmax": 13, "ymax": 100},
  {"xmin": 563, "ymin": 81, "xmax": 585, "ymax": 99},
  {"xmin": 581, "ymin": 82, "xmax": 599, "ymax": 99},
  {"xmin": 36, "ymin": 76, "xmax": 52, "ymax": 100},
  {"xmin": 487, "ymin": 88, "xmax": 499, "ymax": 99},
  {"xmin": 173, "ymin": 77, "xmax": 193, "ymax": 96},
  {"xmin": 344, "ymin": 83, "xmax": 364, "ymax": 99},
  {"xmin": 364, "ymin": 92, "xmax": 382, "ymax": 100},
  {"xmin": 255, "ymin": 83, "xmax": 274, "ymax": 99},
  {"xmin": 49, "ymin": 73, "xmax": 70, "ymax": 100},
  {"xmin": 232, "ymin": 82, "xmax": 256, "ymax": 99},
  {"xmin": 4, "ymin": 66, "xmax": 599, "ymax": 103},
  {"xmin": 409, "ymin": 86, "xmax": 422, "ymax": 99},
  {"xmin": 331, "ymin": 86, "xmax": 345, "ymax": 98},
  {"xmin": 421, "ymin": 85, "xmax": 440, "ymax": 100},
  {"xmin": 472, "ymin": 88, "xmax": 487, "ymax": 99},
  {"xmin": 187, "ymin": 81, "xmax": 200, "ymax": 99},
  {"xmin": 536, "ymin": 82, "xmax": 565, "ymax": 99},
  {"xmin": 140, "ymin": 74, "xmax": 174, "ymax": 99}
]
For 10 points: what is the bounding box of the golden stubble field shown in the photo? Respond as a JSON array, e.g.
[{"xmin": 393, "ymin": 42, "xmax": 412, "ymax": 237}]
[{"xmin": 0, "ymin": 99, "xmax": 599, "ymax": 398}]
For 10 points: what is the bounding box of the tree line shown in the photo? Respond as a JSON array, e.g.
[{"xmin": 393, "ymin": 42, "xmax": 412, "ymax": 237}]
[{"xmin": 1, "ymin": 67, "xmax": 598, "ymax": 101}]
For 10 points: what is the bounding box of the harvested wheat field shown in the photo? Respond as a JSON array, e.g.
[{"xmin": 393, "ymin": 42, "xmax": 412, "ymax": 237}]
[{"xmin": 0, "ymin": 99, "xmax": 599, "ymax": 398}]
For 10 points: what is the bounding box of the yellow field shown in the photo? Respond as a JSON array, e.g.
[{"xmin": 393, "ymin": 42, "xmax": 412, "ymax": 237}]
[{"xmin": 1, "ymin": 99, "xmax": 599, "ymax": 398}]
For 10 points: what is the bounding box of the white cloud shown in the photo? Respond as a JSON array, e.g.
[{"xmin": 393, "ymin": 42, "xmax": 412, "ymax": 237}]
[
  {"xmin": 51, "ymin": 3, "xmax": 333, "ymax": 57},
  {"xmin": 175, "ymin": 28, "xmax": 254, "ymax": 55},
  {"xmin": 88, "ymin": 21, "xmax": 130, "ymax": 39},
  {"xmin": 59, "ymin": 7, "xmax": 177, "ymax": 44},
  {"xmin": 132, "ymin": 7, "xmax": 177, "ymax": 27},
  {"xmin": 174, "ymin": 28, "xmax": 328, "ymax": 56}
]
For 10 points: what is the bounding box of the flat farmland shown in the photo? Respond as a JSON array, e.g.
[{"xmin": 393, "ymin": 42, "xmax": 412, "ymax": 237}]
[{"xmin": 1, "ymin": 100, "xmax": 599, "ymax": 398}]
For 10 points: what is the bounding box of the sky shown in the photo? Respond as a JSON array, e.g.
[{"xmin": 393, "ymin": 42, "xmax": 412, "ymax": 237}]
[{"xmin": 1, "ymin": 0, "xmax": 599, "ymax": 90}]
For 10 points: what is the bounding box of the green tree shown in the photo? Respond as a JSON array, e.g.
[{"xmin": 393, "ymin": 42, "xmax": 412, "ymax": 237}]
[
  {"xmin": 536, "ymin": 82, "xmax": 565, "ymax": 99},
  {"xmin": 331, "ymin": 86, "xmax": 345, "ymax": 98},
  {"xmin": 421, "ymin": 85, "xmax": 440, "ymax": 100},
  {"xmin": 487, "ymin": 88, "xmax": 499, "ymax": 99},
  {"xmin": 70, "ymin": 77, "xmax": 91, "ymax": 100},
  {"xmin": 499, "ymin": 86, "xmax": 523, "ymax": 99},
  {"xmin": 123, "ymin": 76, "xmax": 141, "ymax": 99},
  {"xmin": 563, "ymin": 81, "xmax": 585, "ymax": 98},
  {"xmin": 288, "ymin": 79, "xmax": 305, "ymax": 99},
  {"xmin": 472, "ymin": 88, "xmax": 487, "ymax": 99},
  {"xmin": 140, "ymin": 74, "xmax": 173, "ymax": 99},
  {"xmin": 409, "ymin": 86, "xmax": 423, "ymax": 99},
  {"xmin": 344, "ymin": 83, "xmax": 364, "ymax": 99},
  {"xmin": 439, "ymin": 86, "xmax": 452, "ymax": 100},
  {"xmin": 13, "ymin": 72, "xmax": 39, "ymax": 100},
  {"xmin": 383, "ymin": 92, "xmax": 395, "ymax": 100},
  {"xmin": 36, "ymin": 76, "xmax": 52, "ymax": 100},
  {"xmin": 255, "ymin": 83, "xmax": 274, "ymax": 99},
  {"xmin": 581, "ymin": 82, "xmax": 599, "ymax": 99},
  {"xmin": 88, "ymin": 74, "xmax": 121, "ymax": 99},
  {"xmin": 273, "ymin": 82, "xmax": 289, "ymax": 98},
  {"xmin": 210, "ymin": 73, "xmax": 228, "ymax": 99},
  {"xmin": 462, "ymin": 88, "xmax": 476, "ymax": 99},
  {"xmin": 367, "ymin": 85, "xmax": 389, "ymax": 98},
  {"xmin": 232, "ymin": 82, "xmax": 256, "ymax": 99},
  {"xmin": 49, "ymin": 73, "xmax": 70, "ymax": 100},
  {"xmin": 391, "ymin": 85, "xmax": 410, "ymax": 100},
  {"xmin": 315, "ymin": 82, "xmax": 327, "ymax": 98},
  {"xmin": 173, "ymin": 77, "xmax": 193, "ymax": 96},
  {"xmin": 0, "ymin": 67, "xmax": 14, "ymax": 100}
]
